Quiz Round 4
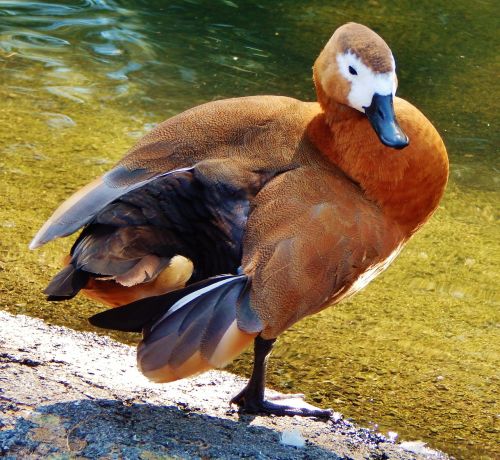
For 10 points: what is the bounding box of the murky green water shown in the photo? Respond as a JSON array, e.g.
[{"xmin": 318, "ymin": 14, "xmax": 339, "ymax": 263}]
[{"xmin": 0, "ymin": 1, "xmax": 498, "ymax": 458}]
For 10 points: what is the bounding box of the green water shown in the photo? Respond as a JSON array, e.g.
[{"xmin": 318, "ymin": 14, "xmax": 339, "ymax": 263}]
[{"xmin": 0, "ymin": 1, "xmax": 498, "ymax": 458}]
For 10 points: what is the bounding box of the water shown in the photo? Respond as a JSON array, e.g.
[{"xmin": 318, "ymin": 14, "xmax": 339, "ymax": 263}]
[{"xmin": 0, "ymin": 1, "xmax": 498, "ymax": 458}]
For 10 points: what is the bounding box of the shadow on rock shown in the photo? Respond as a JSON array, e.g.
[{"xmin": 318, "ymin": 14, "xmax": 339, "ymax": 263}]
[{"xmin": 1, "ymin": 398, "xmax": 344, "ymax": 459}]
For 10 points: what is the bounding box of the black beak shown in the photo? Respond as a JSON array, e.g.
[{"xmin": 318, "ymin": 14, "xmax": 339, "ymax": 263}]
[{"xmin": 364, "ymin": 93, "xmax": 409, "ymax": 150}]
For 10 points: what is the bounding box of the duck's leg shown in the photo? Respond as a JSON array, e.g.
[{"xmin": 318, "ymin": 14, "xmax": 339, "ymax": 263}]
[{"xmin": 230, "ymin": 336, "xmax": 332, "ymax": 418}]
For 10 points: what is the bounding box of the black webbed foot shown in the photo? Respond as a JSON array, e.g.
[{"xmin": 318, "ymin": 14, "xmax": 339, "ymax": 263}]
[{"xmin": 230, "ymin": 388, "xmax": 332, "ymax": 418}]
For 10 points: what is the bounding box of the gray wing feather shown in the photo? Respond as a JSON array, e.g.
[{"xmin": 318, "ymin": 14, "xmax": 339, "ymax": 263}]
[{"xmin": 29, "ymin": 166, "xmax": 191, "ymax": 249}]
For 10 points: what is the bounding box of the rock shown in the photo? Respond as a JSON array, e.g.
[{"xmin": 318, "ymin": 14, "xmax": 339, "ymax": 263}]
[{"xmin": 0, "ymin": 311, "xmax": 449, "ymax": 459}]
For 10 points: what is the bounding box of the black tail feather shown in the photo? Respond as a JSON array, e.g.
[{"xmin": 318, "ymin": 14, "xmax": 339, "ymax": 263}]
[
  {"xmin": 88, "ymin": 274, "xmax": 238, "ymax": 332},
  {"xmin": 44, "ymin": 265, "xmax": 89, "ymax": 301}
]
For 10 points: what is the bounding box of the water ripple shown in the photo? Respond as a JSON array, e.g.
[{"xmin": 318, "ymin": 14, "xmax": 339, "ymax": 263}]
[{"xmin": 0, "ymin": 0, "xmax": 155, "ymax": 104}]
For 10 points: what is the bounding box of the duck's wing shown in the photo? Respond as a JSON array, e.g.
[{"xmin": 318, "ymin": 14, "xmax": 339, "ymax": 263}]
[
  {"xmin": 30, "ymin": 96, "xmax": 313, "ymax": 250},
  {"xmin": 242, "ymin": 167, "xmax": 404, "ymax": 339},
  {"xmin": 43, "ymin": 162, "xmax": 285, "ymax": 300}
]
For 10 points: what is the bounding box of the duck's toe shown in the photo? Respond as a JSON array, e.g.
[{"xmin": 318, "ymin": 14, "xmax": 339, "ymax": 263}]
[{"xmin": 230, "ymin": 389, "xmax": 332, "ymax": 419}]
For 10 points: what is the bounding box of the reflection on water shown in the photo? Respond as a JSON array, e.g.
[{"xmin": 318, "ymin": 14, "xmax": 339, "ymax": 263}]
[{"xmin": 0, "ymin": 1, "xmax": 498, "ymax": 458}]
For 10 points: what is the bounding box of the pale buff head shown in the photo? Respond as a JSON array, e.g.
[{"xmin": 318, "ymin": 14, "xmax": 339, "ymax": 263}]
[
  {"xmin": 314, "ymin": 23, "xmax": 408, "ymax": 149},
  {"xmin": 314, "ymin": 23, "xmax": 397, "ymax": 113}
]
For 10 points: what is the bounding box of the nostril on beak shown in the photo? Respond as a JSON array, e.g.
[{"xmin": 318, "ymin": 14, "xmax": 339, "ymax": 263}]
[{"xmin": 377, "ymin": 108, "xmax": 384, "ymax": 119}]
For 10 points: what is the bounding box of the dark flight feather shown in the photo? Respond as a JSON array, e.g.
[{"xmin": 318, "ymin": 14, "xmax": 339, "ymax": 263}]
[
  {"xmin": 88, "ymin": 275, "xmax": 237, "ymax": 332},
  {"xmin": 44, "ymin": 265, "xmax": 89, "ymax": 300}
]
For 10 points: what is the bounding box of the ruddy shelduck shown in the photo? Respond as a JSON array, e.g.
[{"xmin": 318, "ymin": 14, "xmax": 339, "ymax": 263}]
[{"xmin": 31, "ymin": 23, "xmax": 448, "ymax": 417}]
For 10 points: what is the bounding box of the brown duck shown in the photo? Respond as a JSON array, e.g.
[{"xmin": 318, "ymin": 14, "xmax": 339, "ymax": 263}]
[{"xmin": 30, "ymin": 23, "xmax": 448, "ymax": 417}]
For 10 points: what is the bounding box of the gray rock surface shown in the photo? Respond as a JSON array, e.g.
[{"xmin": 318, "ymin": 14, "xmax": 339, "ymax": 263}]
[{"xmin": 0, "ymin": 311, "xmax": 449, "ymax": 459}]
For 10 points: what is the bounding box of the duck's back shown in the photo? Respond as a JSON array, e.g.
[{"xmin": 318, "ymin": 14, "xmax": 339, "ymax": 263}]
[
  {"xmin": 118, "ymin": 95, "xmax": 324, "ymax": 178},
  {"xmin": 31, "ymin": 96, "xmax": 324, "ymax": 248}
]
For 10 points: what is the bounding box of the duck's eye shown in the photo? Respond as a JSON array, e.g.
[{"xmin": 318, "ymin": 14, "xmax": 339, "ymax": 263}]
[{"xmin": 348, "ymin": 66, "xmax": 358, "ymax": 76}]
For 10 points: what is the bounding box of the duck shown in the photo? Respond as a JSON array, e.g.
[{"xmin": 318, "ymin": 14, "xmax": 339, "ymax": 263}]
[{"xmin": 30, "ymin": 22, "xmax": 448, "ymax": 418}]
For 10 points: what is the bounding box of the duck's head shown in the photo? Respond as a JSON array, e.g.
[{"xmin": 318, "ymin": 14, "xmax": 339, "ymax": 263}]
[{"xmin": 314, "ymin": 22, "xmax": 409, "ymax": 150}]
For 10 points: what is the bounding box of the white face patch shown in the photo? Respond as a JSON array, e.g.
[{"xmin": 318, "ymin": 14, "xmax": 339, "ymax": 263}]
[{"xmin": 336, "ymin": 51, "xmax": 397, "ymax": 112}]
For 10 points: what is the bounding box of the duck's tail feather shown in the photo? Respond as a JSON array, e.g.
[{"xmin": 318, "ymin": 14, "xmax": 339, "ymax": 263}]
[
  {"xmin": 44, "ymin": 264, "xmax": 89, "ymax": 301},
  {"xmin": 89, "ymin": 274, "xmax": 262, "ymax": 383}
]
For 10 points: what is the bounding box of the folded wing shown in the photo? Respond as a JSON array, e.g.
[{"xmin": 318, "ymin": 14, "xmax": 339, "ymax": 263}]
[{"xmin": 44, "ymin": 164, "xmax": 277, "ymax": 302}]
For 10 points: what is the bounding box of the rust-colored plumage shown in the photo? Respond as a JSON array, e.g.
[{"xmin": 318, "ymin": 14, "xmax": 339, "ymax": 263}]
[{"xmin": 31, "ymin": 23, "xmax": 448, "ymax": 417}]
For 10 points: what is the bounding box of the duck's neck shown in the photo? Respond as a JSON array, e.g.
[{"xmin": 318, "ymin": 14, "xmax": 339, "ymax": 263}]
[{"xmin": 307, "ymin": 97, "xmax": 449, "ymax": 237}]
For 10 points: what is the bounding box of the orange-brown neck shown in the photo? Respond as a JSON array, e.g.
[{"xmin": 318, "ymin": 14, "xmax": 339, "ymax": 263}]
[
  {"xmin": 313, "ymin": 65, "xmax": 357, "ymax": 126},
  {"xmin": 307, "ymin": 97, "xmax": 449, "ymax": 237}
]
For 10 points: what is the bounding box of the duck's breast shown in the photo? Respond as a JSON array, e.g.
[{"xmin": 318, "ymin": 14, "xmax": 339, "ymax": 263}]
[{"xmin": 242, "ymin": 166, "xmax": 404, "ymax": 339}]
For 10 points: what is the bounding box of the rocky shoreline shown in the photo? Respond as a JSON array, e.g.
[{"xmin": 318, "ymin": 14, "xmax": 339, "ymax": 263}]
[{"xmin": 0, "ymin": 311, "xmax": 449, "ymax": 459}]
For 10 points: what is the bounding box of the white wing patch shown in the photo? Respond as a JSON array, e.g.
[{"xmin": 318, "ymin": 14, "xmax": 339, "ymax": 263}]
[
  {"xmin": 336, "ymin": 51, "xmax": 397, "ymax": 112},
  {"xmin": 150, "ymin": 276, "xmax": 236, "ymax": 331}
]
